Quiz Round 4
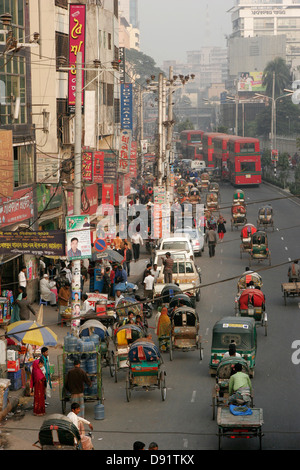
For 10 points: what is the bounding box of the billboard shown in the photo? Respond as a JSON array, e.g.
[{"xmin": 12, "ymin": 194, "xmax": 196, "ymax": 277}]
[
  {"xmin": 68, "ymin": 4, "xmax": 86, "ymax": 110},
  {"xmin": 238, "ymin": 71, "xmax": 266, "ymax": 92},
  {"xmin": 120, "ymin": 83, "xmax": 133, "ymax": 130},
  {"xmin": 0, "ymin": 130, "xmax": 13, "ymax": 197}
]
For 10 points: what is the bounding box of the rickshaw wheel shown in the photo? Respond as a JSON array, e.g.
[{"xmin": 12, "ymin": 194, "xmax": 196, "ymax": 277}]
[
  {"xmin": 160, "ymin": 371, "xmax": 167, "ymax": 401},
  {"xmin": 61, "ymin": 398, "xmax": 66, "ymax": 414},
  {"xmin": 212, "ymin": 396, "xmax": 216, "ymax": 420},
  {"xmin": 169, "ymin": 344, "xmax": 173, "ymax": 361},
  {"xmin": 126, "ymin": 375, "xmax": 131, "ymax": 402}
]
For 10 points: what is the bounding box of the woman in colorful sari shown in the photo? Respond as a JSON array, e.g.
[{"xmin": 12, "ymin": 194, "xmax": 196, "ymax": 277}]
[
  {"xmin": 156, "ymin": 307, "xmax": 171, "ymax": 351},
  {"xmin": 30, "ymin": 358, "xmax": 46, "ymax": 416}
]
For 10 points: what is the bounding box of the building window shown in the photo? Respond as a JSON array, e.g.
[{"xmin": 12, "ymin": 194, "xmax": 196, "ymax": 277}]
[
  {"xmin": 108, "ymin": 32, "xmax": 112, "ymax": 50},
  {"xmin": 14, "ymin": 144, "xmax": 34, "ymax": 187},
  {"xmin": 107, "ymin": 83, "xmax": 114, "ymax": 106},
  {"xmin": 55, "ymin": 31, "xmax": 69, "ymax": 71},
  {"xmin": 0, "ymin": 55, "xmax": 26, "ymax": 125},
  {"xmin": 55, "ymin": 0, "xmax": 68, "ymax": 9}
]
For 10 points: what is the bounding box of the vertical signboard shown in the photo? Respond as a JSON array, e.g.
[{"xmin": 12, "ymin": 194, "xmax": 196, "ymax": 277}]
[
  {"xmin": 0, "ymin": 130, "xmax": 13, "ymax": 197},
  {"xmin": 120, "ymin": 83, "xmax": 133, "ymax": 130},
  {"xmin": 119, "ymin": 47, "xmax": 126, "ymax": 84},
  {"xmin": 93, "ymin": 151, "xmax": 104, "ymax": 183},
  {"xmin": 68, "ymin": 3, "xmax": 86, "ymax": 111},
  {"xmin": 82, "ymin": 150, "xmax": 93, "ymax": 181},
  {"xmin": 118, "ymin": 129, "xmax": 131, "ymax": 174}
]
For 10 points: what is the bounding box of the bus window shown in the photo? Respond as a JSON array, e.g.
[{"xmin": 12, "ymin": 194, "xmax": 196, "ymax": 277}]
[{"xmin": 240, "ymin": 161, "xmax": 256, "ymax": 173}]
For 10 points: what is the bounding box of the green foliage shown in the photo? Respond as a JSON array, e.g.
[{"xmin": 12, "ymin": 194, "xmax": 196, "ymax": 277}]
[
  {"xmin": 262, "ymin": 57, "xmax": 292, "ymax": 98},
  {"xmin": 176, "ymin": 119, "xmax": 194, "ymax": 133},
  {"xmin": 125, "ymin": 48, "xmax": 164, "ymax": 84}
]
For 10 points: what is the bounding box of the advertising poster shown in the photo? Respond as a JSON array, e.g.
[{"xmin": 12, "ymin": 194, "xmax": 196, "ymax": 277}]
[
  {"xmin": 120, "ymin": 83, "xmax": 133, "ymax": 130},
  {"xmin": 68, "ymin": 3, "xmax": 86, "ymax": 110},
  {"xmin": 82, "ymin": 150, "xmax": 93, "ymax": 181},
  {"xmin": 0, "ymin": 230, "xmax": 65, "ymax": 257},
  {"xmin": 93, "ymin": 151, "xmax": 104, "ymax": 183},
  {"xmin": 118, "ymin": 129, "xmax": 131, "ymax": 174},
  {"xmin": 66, "ymin": 215, "xmax": 91, "ymax": 260}
]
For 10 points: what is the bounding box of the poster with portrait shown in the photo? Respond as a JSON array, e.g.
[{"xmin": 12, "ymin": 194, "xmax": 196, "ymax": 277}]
[{"xmin": 66, "ymin": 215, "xmax": 91, "ymax": 260}]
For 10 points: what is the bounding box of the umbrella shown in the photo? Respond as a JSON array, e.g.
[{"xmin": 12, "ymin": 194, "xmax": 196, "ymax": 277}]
[
  {"xmin": 6, "ymin": 321, "xmax": 57, "ymax": 346},
  {"xmin": 79, "ymin": 319, "xmax": 109, "ymax": 340}
]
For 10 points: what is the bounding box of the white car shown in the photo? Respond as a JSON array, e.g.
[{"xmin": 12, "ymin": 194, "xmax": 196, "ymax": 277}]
[
  {"xmin": 156, "ymin": 236, "xmax": 194, "ymax": 260},
  {"xmin": 153, "ymin": 252, "xmax": 201, "ymax": 305},
  {"xmin": 174, "ymin": 228, "xmax": 204, "ymax": 256}
]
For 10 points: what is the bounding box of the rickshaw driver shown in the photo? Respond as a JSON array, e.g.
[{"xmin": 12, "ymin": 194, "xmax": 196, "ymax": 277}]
[
  {"xmin": 288, "ymin": 260, "xmax": 300, "ymax": 282},
  {"xmin": 228, "ymin": 363, "xmax": 253, "ymax": 406}
]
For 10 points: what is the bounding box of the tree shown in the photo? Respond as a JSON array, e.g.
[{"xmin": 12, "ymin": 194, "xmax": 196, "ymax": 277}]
[
  {"xmin": 262, "ymin": 57, "xmax": 292, "ymax": 98},
  {"xmin": 125, "ymin": 48, "xmax": 164, "ymax": 84},
  {"xmin": 176, "ymin": 119, "xmax": 194, "ymax": 133}
]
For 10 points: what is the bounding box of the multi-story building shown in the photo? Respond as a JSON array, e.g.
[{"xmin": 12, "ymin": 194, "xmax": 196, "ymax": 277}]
[
  {"xmin": 228, "ymin": 0, "xmax": 300, "ymax": 69},
  {"xmin": 118, "ymin": 0, "xmax": 140, "ymax": 50}
]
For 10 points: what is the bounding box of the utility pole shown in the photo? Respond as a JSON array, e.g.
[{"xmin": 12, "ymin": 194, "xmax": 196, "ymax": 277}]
[
  {"xmin": 166, "ymin": 66, "xmax": 174, "ymax": 202},
  {"xmin": 74, "ymin": 51, "xmax": 82, "ymax": 214},
  {"xmin": 72, "ymin": 51, "xmax": 82, "ymax": 334},
  {"xmin": 271, "ymin": 71, "xmax": 276, "ymax": 177},
  {"xmin": 158, "ymin": 73, "xmax": 163, "ymax": 186}
]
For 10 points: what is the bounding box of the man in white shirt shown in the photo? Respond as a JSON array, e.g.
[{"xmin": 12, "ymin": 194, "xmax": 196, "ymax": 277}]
[
  {"xmin": 18, "ymin": 267, "xmax": 27, "ymax": 289},
  {"xmin": 131, "ymin": 231, "xmax": 143, "ymax": 262},
  {"xmin": 115, "ymin": 290, "xmax": 124, "ymax": 308},
  {"xmin": 67, "ymin": 402, "xmax": 93, "ymax": 450},
  {"xmin": 144, "ymin": 272, "xmax": 155, "ymax": 299}
]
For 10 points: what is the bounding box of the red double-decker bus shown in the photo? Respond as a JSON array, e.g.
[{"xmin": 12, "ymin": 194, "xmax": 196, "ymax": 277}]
[
  {"xmin": 227, "ymin": 136, "xmax": 261, "ymax": 186},
  {"xmin": 202, "ymin": 132, "xmax": 225, "ymax": 168},
  {"xmin": 180, "ymin": 130, "xmax": 204, "ymax": 158},
  {"xmin": 187, "ymin": 143, "xmax": 203, "ymax": 160},
  {"xmin": 212, "ymin": 134, "xmax": 230, "ymax": 181}
]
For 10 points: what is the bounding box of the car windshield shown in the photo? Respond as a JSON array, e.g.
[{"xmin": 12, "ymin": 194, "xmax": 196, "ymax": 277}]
[{"xmin": 161, "ymin": 241, "xmax": 188, "ymax": 250}]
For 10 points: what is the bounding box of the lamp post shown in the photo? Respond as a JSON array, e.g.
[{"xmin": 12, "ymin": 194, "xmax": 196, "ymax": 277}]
[{"xmin": 255, "ymin": 86, "xmax": 293, "ymax": 175}]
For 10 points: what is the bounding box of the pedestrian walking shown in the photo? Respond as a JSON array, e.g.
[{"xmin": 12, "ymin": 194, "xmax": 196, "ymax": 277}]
[
  {"xmin": 217, "ymin": 214, "xmax": 226, "ymax": 242},
  {"xmin": 144, "ymin": 271, "xmax": 155, "ymax": 299},
  {"xmin": 11, "ymin": 286, "xmax": 26, "ymax": 323},
  {"xmin": 102, "ymin": 266, "xmax": 111, "ymax": 295},
  {"xmin": 205, "ymin": 227, "xmax": 217, "ymax": 257},
  {"xmin": 131, "ymin": 230, "xmax": 143, "ymax": 262},
  {"xmin": 67, "ymin": 402, "xmax": 94, "ymax": 450},
  {"xmin": 30, "ymin": 358, "xmax": 46, "ymax": 416},
  {"xmin": 123, "ymin": 241, "xmax": 133, "ymax": 276},
  {"xmin": 64, "ymin": 359, "xmax": 92, "ymax": 418},
  {"xmin": 41, "ymin": 347, "xmax": 52, "ymax": 401},
  {"xmin": 162, "ymin": 252, "xmax": 174, "ymax": 284}
]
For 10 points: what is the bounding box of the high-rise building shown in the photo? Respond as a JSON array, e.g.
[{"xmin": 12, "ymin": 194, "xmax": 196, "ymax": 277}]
[
  {"xmin": 118, "ymin": 0, "xmax": 140, "ymax": 50},
  {"xmin": 228, "ymin": 0, "xmax": 300, "ymax": 68}
]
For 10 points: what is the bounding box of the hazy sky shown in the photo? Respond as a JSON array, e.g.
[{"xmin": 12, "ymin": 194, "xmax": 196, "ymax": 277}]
[{"xmin": 139, "ymin": 0, "xmax": 234, "ymax": 66}]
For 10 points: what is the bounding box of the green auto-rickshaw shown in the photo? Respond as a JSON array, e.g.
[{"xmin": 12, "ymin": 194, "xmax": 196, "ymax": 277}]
[{"xmin": 209, "ymin": 316, "xmax": 257, "ymax": 378}]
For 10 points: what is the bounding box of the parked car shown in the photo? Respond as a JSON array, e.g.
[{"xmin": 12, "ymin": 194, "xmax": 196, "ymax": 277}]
[{"xmin": 174, "ymin": 227, "xmax": 204, "ymax": 256}]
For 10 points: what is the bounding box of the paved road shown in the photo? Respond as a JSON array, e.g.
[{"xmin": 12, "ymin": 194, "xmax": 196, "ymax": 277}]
[{"xmin": 2, "ymin": 181, "xmax": 300, "ymax": 451}]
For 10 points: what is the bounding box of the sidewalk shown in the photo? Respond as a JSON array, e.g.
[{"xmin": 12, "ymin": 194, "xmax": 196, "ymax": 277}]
[{"xmin": 0, "ymin": 256, "xmax": 150, "ymax": 421}]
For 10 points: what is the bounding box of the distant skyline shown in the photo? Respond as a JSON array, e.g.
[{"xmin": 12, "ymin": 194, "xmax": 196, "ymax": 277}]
[{"xmin": 138, "ymin": 0, "xmax": 233, "ymax": 66}]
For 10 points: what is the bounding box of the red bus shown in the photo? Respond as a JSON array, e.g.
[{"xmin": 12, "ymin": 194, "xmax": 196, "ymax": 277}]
[
  {"xmin": 212, "ymin": 134, "xmax": 230, "ymax": 181},
  {"xmin": 180, "ymin": 130, "xmax": 204, "ymax": 158},
  {"xmin": 187, "ymin": 143, "xmax": 203, "ymax": 160},
  {"xmin": 227, "ymin": 136, "xmax": 261, "ymax": 186},
  {"xmin": 202, "ymin": 132, "xmax": 224, "ymax": 168}
]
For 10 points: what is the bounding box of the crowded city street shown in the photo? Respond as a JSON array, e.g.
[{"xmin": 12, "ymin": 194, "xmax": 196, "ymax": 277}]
[{"xmin": 1, "ymin": 176, "xmax": 300, "ymax": 451}]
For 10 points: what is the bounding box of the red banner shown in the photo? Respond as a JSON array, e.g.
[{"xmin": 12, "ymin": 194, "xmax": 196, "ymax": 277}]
[
  {"xmin": 118, "ymin": 130, "xmax": 131, "ymax": 173},
  {"xmin": 93, "ymin": 151, "xmax": 104, "ymax": 183},
  {"xmin": 67, "ymin": 184, "xmax": 98, "ymax": 216},
  {"xmin": 0, "ymin": 188, "xmax": 34, "ymax": 228},
  {"xmin": 130, "ymin": 141, "xmax": 137, "ymax": 178},
  {"xmin": 82, "ymin": 150, "xmax": 93, "ymax": 181},
  {"xmin": 68, "ymin": 4, "xmax": 86, "ymax": 108}
]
